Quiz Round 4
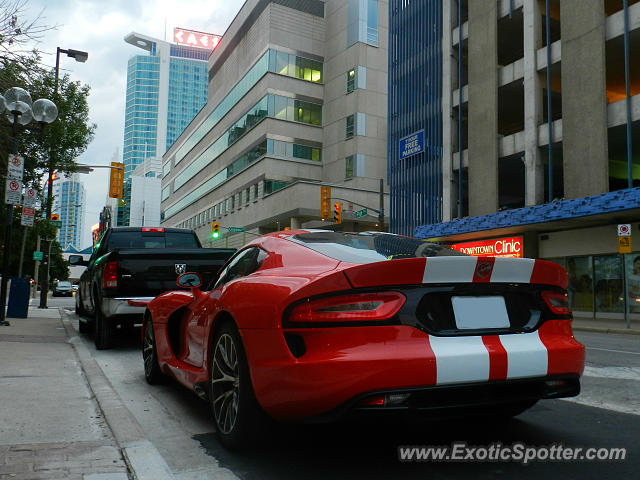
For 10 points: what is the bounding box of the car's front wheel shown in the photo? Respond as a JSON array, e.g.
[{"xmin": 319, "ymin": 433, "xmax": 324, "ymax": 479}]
[
  {"xmin": 143, "ymin": 317, "xmax": 164, "ymax": 385},
  {"xmin": 210, "ymin": 322, "xmax": 266, "ymax": 449}
]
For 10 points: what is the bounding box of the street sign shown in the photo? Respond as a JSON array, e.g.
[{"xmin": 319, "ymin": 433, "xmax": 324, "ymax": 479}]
[
  {"xmin": 398, "ymin": 130, "xmax": 425, "ymax": 160},
  {"xmin": 4, "ymin": 179, "xmax": 22, "ymax": 205},
  {"xmin": 618, "ymin": 236, "xmax": 632, "ymax": 254},
  {"xmin": 354, "ymin": 208, "xmax": 368, "ymax": 218},
  {"xmin": 227, "ymin": 227, "xmax": 245, "ymax": 233},
  {"xmin": 50, "ymin": 220, "xmax": 62, "ymax": 228},
  {"xmin": 23, "ymin": 187, "xmax": 37, "ymax": 207},
  {"xmin": 33, "ymin": 251, "xmax": 43, "ymax": 261},
  {"xmin": 21, "ymin": 207, "xmax": 34, "ymax": 227},
  {"xmin": 618, "ymin": 224, "xmax": 631, "ymax": 236},
  {"xmin": 7, "ymin": 155, "xmax": 24, "ymax": 180}
]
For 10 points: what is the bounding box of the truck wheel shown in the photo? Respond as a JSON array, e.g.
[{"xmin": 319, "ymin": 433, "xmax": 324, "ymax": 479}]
[
  {"xmin": 94, "ymin": 306, "xmax": 114, "ymax": 350},
  {"xmin": 78, "ymin": 318, "xmax": 93, "ymax": 334}
]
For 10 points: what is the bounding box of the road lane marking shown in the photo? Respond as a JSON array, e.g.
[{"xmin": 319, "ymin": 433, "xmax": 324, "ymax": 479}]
[{"xmin": 588, "ymin": 347, "xmax": 640, "ymax": 356}]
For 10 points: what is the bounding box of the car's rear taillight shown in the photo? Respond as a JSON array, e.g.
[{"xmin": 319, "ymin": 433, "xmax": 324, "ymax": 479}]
[
  {"xmin": 542, "ymin": 290, "xmax": 571, "ymax": 315},
  {"xmin": 287, "ymin": 292, "xmax": 406, "ymax": 324},
  {"xmin": 103, "ymin": 261, "xmax": 118, "ymax": 288}
]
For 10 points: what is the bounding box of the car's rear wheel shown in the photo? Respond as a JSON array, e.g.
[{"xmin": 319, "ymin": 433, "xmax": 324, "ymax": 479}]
[
  {"xmin": 94, "ymin": 304, "xmax": 114, "ymax": 350},
  {"xmin": 143, "ymin": 317, "xmax": 164, "ymax": 385},
  {"xmin": 210, "ymin": 322, "xmax": 266, "ymax": 449}
]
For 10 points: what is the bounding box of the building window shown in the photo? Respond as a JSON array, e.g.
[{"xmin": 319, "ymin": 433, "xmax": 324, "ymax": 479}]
[
  {"xmin": 347, "ymin": 69, "xmax": 356, "ymax": 93},
  {"xmin": 245, "ymin": 188, "xmax": 250, "ymax": 204},
  {"xmin": 254, "ymin": 183, "xmax": 259, "ymax": 200},
  {"xmin": 347, "ymin": 0, "xmax": 379, "ymax": 47},
  {"xmin": 346, "ymin": 115, "xmax": 355, "ymax": 138},
  {"xmin": 345, "ymin": 155, "xmax": 354, "ymax": 179}
]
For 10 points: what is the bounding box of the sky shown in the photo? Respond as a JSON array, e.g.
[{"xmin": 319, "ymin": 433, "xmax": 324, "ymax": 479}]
[{"xmin": 22, "ymin": 0, "xmax": 245, "ymax": 249}]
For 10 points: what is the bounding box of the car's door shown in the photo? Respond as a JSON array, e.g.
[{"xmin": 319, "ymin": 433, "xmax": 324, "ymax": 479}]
[{"xmin": 182, "ymin": 247, "xmax": 266, "ymax": 368}]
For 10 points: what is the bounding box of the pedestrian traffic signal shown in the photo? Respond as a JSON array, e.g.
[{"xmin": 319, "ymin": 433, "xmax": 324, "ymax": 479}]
[
  {"xmin": 320, "ymin": 186, "xmax": 331, "ymax": 218},
  {"xmin": 333, "ymin": 202, "xmax": 342, "ymax": 224},
  {"xmin": 211, "ymin": 222, "xmax": 220, "ymax": 238}
]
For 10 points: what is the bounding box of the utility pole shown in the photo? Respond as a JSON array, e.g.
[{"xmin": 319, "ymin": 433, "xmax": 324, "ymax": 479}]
[{"xmin": 379, "ymin": 178, "xmax": 385, "ymax": 232}]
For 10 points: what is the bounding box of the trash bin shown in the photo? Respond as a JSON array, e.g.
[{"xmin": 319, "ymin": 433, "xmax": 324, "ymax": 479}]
[{"xmin": 7, "ymin": 277, "xmax": 30, "ymax": 318}]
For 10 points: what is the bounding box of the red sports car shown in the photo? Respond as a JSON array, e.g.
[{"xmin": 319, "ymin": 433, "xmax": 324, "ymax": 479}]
[{"xmin": 142, "ymin": 230, "xmax": 584, "ymax": 448}]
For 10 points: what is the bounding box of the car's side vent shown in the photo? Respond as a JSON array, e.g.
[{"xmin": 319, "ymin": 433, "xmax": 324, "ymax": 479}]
[{"xmin": 284, "ymin": 332, "xmax": 306, "ymax": 358}]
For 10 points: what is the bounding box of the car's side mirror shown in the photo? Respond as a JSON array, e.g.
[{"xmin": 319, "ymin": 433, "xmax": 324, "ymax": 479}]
[
  {"xmin": 177, "ymin": 272, "xmax": 202, "ymax": 289},
  {"xmin": 69, "ymin": 255, "xmax": 88, "ymax": 266}
]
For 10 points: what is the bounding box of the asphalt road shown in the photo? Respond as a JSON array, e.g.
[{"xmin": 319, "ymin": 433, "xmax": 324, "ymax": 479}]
[{"xmin": 56, "ymin": 297, "xmax": 639, "ymax": 480}]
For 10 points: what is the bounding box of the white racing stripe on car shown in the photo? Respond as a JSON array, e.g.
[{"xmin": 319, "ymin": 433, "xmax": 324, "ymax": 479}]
[
  {"xmin": 423, "ymin": 256, "xmax": 478, "ymax": 284},
  {"xmin": 499, "ymin": 331, "xmax": 548, "ymax": 378},
  {"xmin": 429, "ymin": 335, "xmax": 490, "ymax": 384},
  {"xmin": 490, "ymin": 257, "xmax": 536, "ymax": 283}
]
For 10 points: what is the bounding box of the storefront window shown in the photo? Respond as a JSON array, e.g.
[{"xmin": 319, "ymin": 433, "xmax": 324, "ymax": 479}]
[
  {"xmin": 625, "ymin": 254, "xmax": 640, "ymax": 313},
  {"xmin": 566, "ymin": 257, "xmax": 593, "ymax": 313},
  {"xmin": 594, "ymin": 255, "xmax": 624, "ymax": 313}
]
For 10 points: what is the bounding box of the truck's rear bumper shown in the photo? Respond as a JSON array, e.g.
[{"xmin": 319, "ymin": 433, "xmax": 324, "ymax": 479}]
[{"xmin": 102, "ymin": 297, "xmax": 155, "ymax": 317}]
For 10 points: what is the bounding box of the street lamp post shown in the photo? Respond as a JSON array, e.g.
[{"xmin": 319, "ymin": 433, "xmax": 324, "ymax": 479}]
[
  {"xmin": 39, "ymin": 46, "xmax": 88, "ymax": 309},
  {"xmin": 0, "ymin": 88, "xmax": 57, "ymax": 325}
]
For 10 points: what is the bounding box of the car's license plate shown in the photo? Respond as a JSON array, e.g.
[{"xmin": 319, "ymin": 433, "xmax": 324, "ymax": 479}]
[{"xmin": 451, "ymin": 296, "xmax": 510, "ymax": 329}]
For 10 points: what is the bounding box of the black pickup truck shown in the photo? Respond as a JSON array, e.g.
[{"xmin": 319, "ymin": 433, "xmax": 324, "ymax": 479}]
[{"xmin": 70, "ymin": 227, "xmax": 235, "ymax": 349}]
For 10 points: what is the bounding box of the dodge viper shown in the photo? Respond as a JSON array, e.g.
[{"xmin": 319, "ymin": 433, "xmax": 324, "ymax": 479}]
[{"xmin": 142, "ymin": 230, "xmax": 585, "ymax": 448}]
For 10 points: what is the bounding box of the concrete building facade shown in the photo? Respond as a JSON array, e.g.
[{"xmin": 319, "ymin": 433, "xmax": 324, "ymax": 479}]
[
  {"xmin": 160, "ymin": 0, "xmax": 389, "ymax": 248},
  {"xmin": 392, "ymin": 0, "xmax": 640, "ymax": 325}
]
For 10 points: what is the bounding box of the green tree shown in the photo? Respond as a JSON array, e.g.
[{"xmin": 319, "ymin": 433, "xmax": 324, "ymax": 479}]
[{"xmin": 0, "ymin": 52, "xmax": 95, "ymax": 279}]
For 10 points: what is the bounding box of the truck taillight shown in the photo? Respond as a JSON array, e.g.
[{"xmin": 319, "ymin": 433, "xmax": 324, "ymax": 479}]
[
  {"xmin": 142, "ymin": 227, "xmax": 164, "ymax": 232},
  {"xmin": 103, "ymin": 261, "xmax": 118, "ymax": 288}
]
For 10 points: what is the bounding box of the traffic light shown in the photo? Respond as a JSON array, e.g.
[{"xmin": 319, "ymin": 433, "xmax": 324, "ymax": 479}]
[
  {"xmin": 109, "ymin": 162, "xmax": 125, "ymax": 199},
  {"xmin": 50, "ymin": 214, "xmax": 60, "ymax": 221},
  {"xmin": 211, "ymin": 222, "xmax": 220, "ymax": 239},
  {"xmin": 333, "ymin": 202, "xmax": 342, "ymax": 224},
  {"xmin": 320, "ymin": 186, "xmax": 331, "ymax": 218}
]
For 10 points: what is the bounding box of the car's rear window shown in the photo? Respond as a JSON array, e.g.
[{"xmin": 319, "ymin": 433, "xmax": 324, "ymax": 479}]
[
  {"xmin": 107, "ymin": 231, "xmax": 200, "ymax": 250},
  {"xmin": 57, "ymin": 281, "xmax": 72, "ymax": 287},
  {"xmin": 289, "ymin": 231, "xmax": 465, "ymax": 264}
]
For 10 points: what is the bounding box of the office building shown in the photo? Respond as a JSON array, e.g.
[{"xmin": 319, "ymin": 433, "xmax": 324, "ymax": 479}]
[
  {"xmin": 161, "ymin": 0, "xmax": 389, "ymax": 248},
  {"xmin": 390, "ymin": 0, "xmax": 640, "ymax": 324},
  {"xmin": 53, "ymin": 173, "xmax": 86, "ymax": 250},
  {"xmin": 118, "ymin": 29, "xmax": 214, "ymax": 224}
]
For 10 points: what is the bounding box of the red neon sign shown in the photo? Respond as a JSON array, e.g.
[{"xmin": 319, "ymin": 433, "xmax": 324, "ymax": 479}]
[
  {"xmin": 173, "ymin": 28, "xmax": 221, "ymax": 50},
  {"xmin": 451, "ymin": 236, "xmax": 524, "ymax": 258}
]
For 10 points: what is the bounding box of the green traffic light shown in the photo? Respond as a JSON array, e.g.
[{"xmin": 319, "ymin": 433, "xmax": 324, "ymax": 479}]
[{"xmin": 212, "ymin": 232, "xmax": 219, "ymax": 238}]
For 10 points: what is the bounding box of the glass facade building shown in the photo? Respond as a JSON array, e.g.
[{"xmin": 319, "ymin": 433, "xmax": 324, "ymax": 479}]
[
  {"xmin": 53, "ymin": 174, "xmax": 86, "ymax": 250},
  {"xmin": 119, "ymin": 32, "xmax": 210, "ymax": 225},
  {"xmin": 388, "ymin": 0, "xmax": 443, "ymax": 235}
]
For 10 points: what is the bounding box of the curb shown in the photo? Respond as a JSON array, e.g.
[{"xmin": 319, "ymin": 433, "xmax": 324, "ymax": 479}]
[
  {"xmin": 59, "ymin": 309, "xmax": 175, "ymax": 480},
  {"xmin": 573, "ymin": 325, "xmax": 640, "ymax": 336}
]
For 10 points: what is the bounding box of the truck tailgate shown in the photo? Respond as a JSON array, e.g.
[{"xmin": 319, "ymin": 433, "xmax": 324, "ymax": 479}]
[{"xmin": 112, "ymin": 248, "xmax": 235, "ymax": 297}]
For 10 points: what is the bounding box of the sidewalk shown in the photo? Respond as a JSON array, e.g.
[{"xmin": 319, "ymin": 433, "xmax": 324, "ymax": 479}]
[
  {"xmin": 572, "ymin": 316, "xmax": 640, "ymax": 335},
  {"xmin": 0, "ymin": 307, "xmax": 129, "ymax": 479}
]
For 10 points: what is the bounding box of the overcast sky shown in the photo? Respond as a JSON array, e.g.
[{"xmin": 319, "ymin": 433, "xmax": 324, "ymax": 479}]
[{"xmin": 23, "ymin": 0, "xmax": 244, "ymax": 249}]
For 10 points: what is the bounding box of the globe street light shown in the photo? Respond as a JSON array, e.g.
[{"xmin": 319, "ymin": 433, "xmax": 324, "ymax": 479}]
[{"xmin": 0, "ymin": 88, "xmax": 57, "ymax": 325}]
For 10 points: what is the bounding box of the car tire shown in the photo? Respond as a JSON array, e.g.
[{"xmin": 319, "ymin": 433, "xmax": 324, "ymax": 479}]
[
  {"xmin": 78, "ymin": 318, "xmax": 92, "ymax": 334},
  {"xmin": 94, "ymin": 304, "xmax": 114, "ymax": 350},
  {"xmin": 210, "ymin": 322, "xmax": 267, "ymax": 449},
  {"xmin": 75, "ymin": 290, "xmax": 86, "ymax": 317},
  {"xmin": 143, "ymin": 317, "xmax": 164, "ymax": 385}
]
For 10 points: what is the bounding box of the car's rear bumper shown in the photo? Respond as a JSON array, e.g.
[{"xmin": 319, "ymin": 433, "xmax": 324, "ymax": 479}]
[
  {"xmin": 241, "ymin": 320, "xmax": 585, "ymax": 421},
  {"xmin": 102, "ymin": 297, "xmax": 155, "ymax": 317}
]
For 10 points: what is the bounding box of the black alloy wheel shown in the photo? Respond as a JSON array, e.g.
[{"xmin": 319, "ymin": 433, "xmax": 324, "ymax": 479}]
[{"xmin": 143, "ymin": 317, "xmax": 164, "ymax": 385}]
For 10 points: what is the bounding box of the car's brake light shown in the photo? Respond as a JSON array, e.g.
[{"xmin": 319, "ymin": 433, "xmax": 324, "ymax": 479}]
[
  {"xmin": 142, "ymin": 227, "xmax": 164, "ymax": 232},
  {"xmin": 287, "ymin": 292, "xmax": 406, "ymax": 324},
  {"xmin": 103, "ymin": 261, "xmax": 118, "ymax": 288},
  {"xmin": 542, "ymin": 290, "xmax": 571, "ymax": 315}
]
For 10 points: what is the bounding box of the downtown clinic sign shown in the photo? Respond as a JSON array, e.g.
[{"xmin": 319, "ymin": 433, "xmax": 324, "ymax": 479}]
[{"xmin": 450, "ymin": 236, "xmax": 524, "ymax": 258}]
